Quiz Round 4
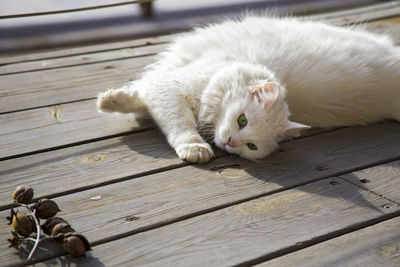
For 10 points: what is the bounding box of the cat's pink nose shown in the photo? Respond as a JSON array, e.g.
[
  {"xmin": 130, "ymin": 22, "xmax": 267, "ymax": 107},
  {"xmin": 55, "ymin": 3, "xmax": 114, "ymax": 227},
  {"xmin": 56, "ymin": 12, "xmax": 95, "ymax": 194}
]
[{"xmin": 227, "ymin": 137, "xmax": 236, "ymax": 147}]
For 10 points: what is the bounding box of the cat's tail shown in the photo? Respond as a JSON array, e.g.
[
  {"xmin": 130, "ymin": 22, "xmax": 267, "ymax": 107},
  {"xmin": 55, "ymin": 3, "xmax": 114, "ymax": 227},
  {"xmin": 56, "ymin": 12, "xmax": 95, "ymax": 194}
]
[{"xmin": 97, "ymin": 85, "xmax": 148, "ymax": 117}]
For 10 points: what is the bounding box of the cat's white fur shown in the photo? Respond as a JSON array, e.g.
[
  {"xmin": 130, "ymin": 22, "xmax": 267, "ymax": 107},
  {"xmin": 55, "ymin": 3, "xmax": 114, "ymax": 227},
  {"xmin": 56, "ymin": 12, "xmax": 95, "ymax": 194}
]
[{"xmin": 97, "ymin": 16, "xmax": 400, "ymax": 163}]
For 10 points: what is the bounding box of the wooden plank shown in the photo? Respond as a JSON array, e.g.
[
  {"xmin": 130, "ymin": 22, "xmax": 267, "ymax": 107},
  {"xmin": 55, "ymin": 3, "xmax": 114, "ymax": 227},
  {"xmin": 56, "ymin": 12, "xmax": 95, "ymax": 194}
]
[
  {"xmin": 0, "ymin": 129, "xmax": 183, "ymax": 209},
  {"xmin": 0, "ymin": 1, "xmax": 396, "ymax": 64},
  {"xmin": 0, "ymin": 99, "xmax": 153, "ymax": 159},
  {"xmin": 1, "ymin": 122, "xmax": 400, "ymax": 265},
  {"xmin": 1, "ymin": 10, "xmax": 399, "ymax": 113},
  {"xmin": 1, "ymin": 2, "xmax": 398, "ymax": 67},
  {"xmin": 0, "ymin": 55, "xmax": 155, "ymax": 113},
  {"xmin": 340, "ymin": 160, "xmax": 400, "ymax": 204},
  {"xmin": 365, "ymin": 17, "xmax": 400, "ymax": 45},
  {"xmin": 34, "ymin": 162, "xmax": 400, "ymax": 266},
  {"xmin": 310, "ymin": 2, "xmax": 400, "ymax": 24},
  {"xmin": 0, "ymin": 122, "xmax": 398, "ymax": 209},
  {"xmin": 0, "ymin": 34, "xmax": 173, "ymax": 65},
  {"xmin": 0, "ymin": 43, "xmax": 168, "ymax": 75},
  {"xmin": 0, "ymin": 126, "xmax": 324, "ymax": 209},
  {"xmin": 1, "ymin": 17, "xmax": 399, "ymax": 76},
  {"xmin": 260, "ymin": 216, "xmax": 400, "ymax": 267}
]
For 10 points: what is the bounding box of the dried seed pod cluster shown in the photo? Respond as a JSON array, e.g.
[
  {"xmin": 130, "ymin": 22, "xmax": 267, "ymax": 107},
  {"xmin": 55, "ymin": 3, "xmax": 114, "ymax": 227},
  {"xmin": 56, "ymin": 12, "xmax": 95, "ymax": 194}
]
[{"xmin": 6, "ymin": 185, "xmax": 91, "ymax": 262}]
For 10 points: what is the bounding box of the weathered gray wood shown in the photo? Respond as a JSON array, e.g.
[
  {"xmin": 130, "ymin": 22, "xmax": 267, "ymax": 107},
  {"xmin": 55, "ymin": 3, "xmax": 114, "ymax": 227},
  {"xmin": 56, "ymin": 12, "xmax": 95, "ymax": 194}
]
[
  {"xmin": 0, "ymin": 125, "xmax": 324, "ymax": 209},
  {"xmin": 0, "ymin": 99, "xmax": 153, "ymax": 159},
  {"xmin": 1, "ymin": 122, "xmax": 400, "ymax": 265},
  {"xmin": 0, "ymin": 129, "xmax": 183, "ymax": 209},
  {"xmin": 2, "ymin": 18, "xmax": 399, "ymax": 76},
  {"xmin": 35, "ymin": 163, "xmax": 400, "ymax": 266},
  {"xmin": 340, "ymin": 160, "xmax": 400, "ymax": 204},
  {"xmin": 260, "ymin": 216, "xmax": 400, "ymax": 267},
  {"xmin": 310, "ymin": 2, "xmax": 400, "ymax": 24},
  {"xmin": 1, "ymin": 7, "xmax": 399, "ymax": 113},
  {"xmin": 0, "ymin": 43, "xmax": 168, "ymax": 75},
  {"xmin": 0, "ymin": 55, "xmax": 156, "ymax": 113},
  {"xmin": 0, "ymin": 34, "xmax": 174, "ymax": 65},
  {"xmin": 1, "ymin": 1, "xmax": 396, "ymax": 64}
]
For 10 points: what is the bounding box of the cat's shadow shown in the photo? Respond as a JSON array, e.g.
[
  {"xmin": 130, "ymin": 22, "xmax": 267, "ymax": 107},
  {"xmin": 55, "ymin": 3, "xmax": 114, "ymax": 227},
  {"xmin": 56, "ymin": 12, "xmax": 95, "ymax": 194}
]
[
  {"xmin": 121, "ymin": 126, "xmax": 177, "ymax": 161},
  {"xmin": 123, "ymin": 121, "xmax": 397, "ymax": 215},
  {"xmin": 210, "ymin": 145, "xmax": 395, "ymax": 216}
]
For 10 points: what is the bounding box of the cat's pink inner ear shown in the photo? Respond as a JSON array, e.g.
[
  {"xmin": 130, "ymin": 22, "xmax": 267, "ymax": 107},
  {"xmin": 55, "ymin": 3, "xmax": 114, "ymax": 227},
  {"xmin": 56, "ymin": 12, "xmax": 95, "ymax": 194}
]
[{"xmin": 250, "ymin": 83, "xmax": 280, "ymax": 110}]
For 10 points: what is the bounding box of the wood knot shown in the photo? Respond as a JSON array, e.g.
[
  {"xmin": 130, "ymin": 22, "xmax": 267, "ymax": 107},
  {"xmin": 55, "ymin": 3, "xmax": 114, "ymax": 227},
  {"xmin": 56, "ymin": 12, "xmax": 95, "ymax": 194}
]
[
  {"xmin": 81, "ymin": 154, "xmax": 106, "ymax": 163},
  {"xmin": 49, "ymin": 105, "xmax": 62, "ymax": 123}
]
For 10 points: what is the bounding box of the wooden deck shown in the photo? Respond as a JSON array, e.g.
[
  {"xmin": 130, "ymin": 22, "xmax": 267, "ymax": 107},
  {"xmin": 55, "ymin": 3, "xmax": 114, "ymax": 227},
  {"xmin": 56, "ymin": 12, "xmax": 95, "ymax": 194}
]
[{"xmin": 1, "ymin": 2, "xmax": 400, "ymax": 266}]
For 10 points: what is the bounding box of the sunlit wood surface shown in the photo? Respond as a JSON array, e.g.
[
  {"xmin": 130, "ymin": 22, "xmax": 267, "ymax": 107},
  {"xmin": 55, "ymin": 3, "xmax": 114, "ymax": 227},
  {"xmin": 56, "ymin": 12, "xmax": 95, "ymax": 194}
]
[{"xmin": 1, "ymin": 2, "xmax": 400, "ymax": 266}]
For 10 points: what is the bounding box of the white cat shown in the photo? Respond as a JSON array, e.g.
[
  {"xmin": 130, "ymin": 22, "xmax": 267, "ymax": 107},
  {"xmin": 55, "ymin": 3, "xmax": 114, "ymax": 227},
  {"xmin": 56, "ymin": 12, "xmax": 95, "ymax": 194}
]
[{"xmin": 97, "ymin": 16, "xmax": 400, "ymax": 163}]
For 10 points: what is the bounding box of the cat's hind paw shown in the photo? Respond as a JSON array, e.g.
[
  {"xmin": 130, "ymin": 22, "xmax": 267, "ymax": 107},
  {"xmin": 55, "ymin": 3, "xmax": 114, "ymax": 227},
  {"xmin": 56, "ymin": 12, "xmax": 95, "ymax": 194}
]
[{"xmin": 176, "ymin": 143, "xmax": 214, "ymax": 164}]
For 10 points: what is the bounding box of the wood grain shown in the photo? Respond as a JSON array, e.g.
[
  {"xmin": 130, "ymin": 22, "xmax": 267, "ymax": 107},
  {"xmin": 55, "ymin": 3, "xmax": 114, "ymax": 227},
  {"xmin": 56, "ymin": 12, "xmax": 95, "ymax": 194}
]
[
  {"xmin": 1, "ymin": 122, "xmax": 400, "ymax": 265},
  {"xmin": 0, "ymin": 55, "xmax": 156, "ymax": 113},
  {"xmin": 0, "ymin": 43, "xmax": 168, "ymax": 75},
  {"xmin": 340, "ymin": 160, "xmax": 400, "ymax": 204},
  {"xmin": 310, "ymin": 2, "xmax": 400, "ymax": 24},
  {"xmin": 0, "ymin": 34, "xmax": 174, "ymax": 65},
  {"xmin": 260, "ymin": 216, "xmax": 400, "ymax": 267},
  {"xmin": 0, "ymin": 122, "xmax": 398, "ymax": 209},
  {"xmin": 2, "ymin": 18, "xmax": 399, "ymax": 76},
  {"xmin": 1, "ymin": 6, "xmax": 399, "ymax": 113},
  {"xmin": 0, "ymin": 126, "xmax": 324, "ymax": 209},
  {"xmin": 35, "ymin": 164, "xmax": 400, "ymax": 266},
  {"xmin": 1, "ymin": 4, "xmax": 400, "ymax": 266},
  {"xmin": 0, "ymin": 99, "xmax": 153, "ymax": 159},
  {"xmin": 0, "ymin": 129, "xmax": 182, "ymax": 209}
]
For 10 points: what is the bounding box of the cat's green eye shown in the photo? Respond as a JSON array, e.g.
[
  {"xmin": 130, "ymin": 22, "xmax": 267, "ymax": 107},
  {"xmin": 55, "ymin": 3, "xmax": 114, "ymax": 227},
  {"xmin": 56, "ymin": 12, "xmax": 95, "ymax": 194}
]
[
  {"xmin": 238, "ymin": 114, "xmax": 247, "ymax": 127},
  {"xmin": 247, "ymin": 143, "xmax": 258, "ymax": 150}
]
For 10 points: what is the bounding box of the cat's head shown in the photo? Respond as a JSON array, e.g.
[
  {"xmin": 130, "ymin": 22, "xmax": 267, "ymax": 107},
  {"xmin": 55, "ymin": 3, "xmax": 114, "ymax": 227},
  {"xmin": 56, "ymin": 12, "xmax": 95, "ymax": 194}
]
[{"xmin": 205, "ymin": 63, "xmax": 309, "ymax": 160}]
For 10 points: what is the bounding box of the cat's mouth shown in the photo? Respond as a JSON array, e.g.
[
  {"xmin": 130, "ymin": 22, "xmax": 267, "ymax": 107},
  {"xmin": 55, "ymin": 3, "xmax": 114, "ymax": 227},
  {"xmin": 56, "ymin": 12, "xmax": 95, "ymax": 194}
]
[{"xmin": 214, "ymin": 138, "xmax": 236, "ymax": 154}]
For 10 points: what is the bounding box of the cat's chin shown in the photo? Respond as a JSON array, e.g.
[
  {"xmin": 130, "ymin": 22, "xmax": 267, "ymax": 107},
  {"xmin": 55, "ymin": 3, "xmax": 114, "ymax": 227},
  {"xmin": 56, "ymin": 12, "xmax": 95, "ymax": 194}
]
[{"xmin": 213, "ymin": 137, "xmax": 224, "ymax": 150}]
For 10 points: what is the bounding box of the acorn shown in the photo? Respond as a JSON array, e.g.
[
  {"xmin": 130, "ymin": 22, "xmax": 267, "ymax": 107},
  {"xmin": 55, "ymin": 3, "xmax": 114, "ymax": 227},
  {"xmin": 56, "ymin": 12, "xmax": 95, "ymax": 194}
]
[
  {"xmin": 32, "ymin": 198, "xmax": 61, "ymax": 219},
  {"xmin": 13, "ymin": 185, "xmax": 34, "ymax": 204},
  {"xmin": 42, "ymin": 217, "xmax": 69, "ymax": 236},
  {"xmin": 12, "ymin": 211, "xmax": 35, "ymax": 237},
  {"xmin": 61, "ymin": 232, "xmax": 91, "ymax": 257}
]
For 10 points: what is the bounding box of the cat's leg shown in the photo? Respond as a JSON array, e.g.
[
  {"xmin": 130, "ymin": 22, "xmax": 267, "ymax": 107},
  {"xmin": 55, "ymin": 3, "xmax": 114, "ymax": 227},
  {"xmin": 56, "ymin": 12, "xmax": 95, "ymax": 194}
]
[
  {"xmin": 97, "ymin": 84, "xmax": 148, "ymax": 116},
  {"xmin": 135, "ymin": 72, "xmax": 215, "ymax": 164},
  {"xmin": 148, "ymin": 99, "xmax": 214, "ymax": 164}
]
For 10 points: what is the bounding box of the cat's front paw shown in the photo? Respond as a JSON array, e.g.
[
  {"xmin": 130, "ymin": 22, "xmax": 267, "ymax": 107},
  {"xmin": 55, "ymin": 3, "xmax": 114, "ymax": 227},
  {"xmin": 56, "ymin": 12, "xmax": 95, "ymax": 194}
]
[{"xmin": 176, "ymin": 143, "xmax": 214, "ymax": 164}]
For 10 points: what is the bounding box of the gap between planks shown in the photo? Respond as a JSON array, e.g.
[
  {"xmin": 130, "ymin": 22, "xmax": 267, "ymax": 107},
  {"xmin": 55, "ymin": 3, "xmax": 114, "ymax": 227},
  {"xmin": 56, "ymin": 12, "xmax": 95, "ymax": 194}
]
[
  {"xmin": 27, "ymin": 160, "xmax": 400, "ymax": 266},
  {"xmin": 0, "ymin": 52, "xmax": 160, "ymax": 77},
  {"xmin": 0, "ymin": 34, "xmax": 175, "ymax": 66},
  {"xmin": 2, "ymin": 3, "xmax": 399, "ymax": 69},
  {"xmin": 257, "ymin": 214, "xmax": 400, "ymax": 267},
  {"xmin": 236, "ymin": 212, "xmax": 400, "ymax": 267},
  {"xmin": 0, "ymin": 126, "xmax": 335, "ymax": 211},
  {"xmin": 0, "ymin": 99, "xmax": 155, "ymax": 160},
  {"xmin": 1, "ymin": 122, "xmax": 400, "ymax": 265},
  {"xmin": 0, "ymin": 8, "xmax": 399, "ymax": 114}
]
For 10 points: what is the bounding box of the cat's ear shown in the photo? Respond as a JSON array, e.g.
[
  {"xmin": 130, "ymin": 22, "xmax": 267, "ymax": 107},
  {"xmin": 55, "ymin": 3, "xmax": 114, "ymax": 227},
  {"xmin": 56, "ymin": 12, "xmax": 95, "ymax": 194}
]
[
  {"xmin": 250, "ymin": 83, "xmax": 280, "ymax": 111},
  {"xmin": 278, "ymin": 120, "xmax": 311, "ymax": 141}
]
